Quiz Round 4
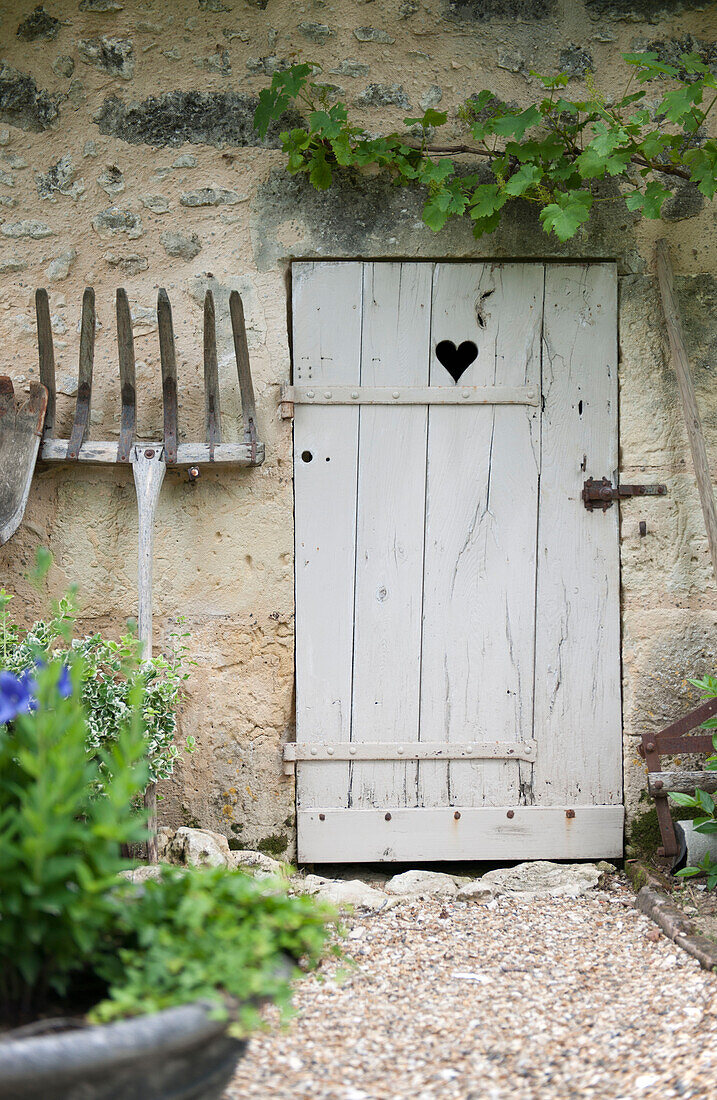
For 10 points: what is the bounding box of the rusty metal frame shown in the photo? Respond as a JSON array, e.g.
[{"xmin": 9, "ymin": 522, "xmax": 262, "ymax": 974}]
[{"xmin": 639, "ymin": 697, "xmax": 717, "ymax": 856}]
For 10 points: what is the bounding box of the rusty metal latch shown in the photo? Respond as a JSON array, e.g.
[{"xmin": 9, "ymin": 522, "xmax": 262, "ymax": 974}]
[{"xmin": 582, "ymin": 477, "xmax": 667, "ymax": 512}]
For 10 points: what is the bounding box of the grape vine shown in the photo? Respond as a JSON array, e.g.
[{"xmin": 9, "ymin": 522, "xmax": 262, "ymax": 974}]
[{"xmin": 254, "ymin": 53, "xmax": 717, "ymax": 242}]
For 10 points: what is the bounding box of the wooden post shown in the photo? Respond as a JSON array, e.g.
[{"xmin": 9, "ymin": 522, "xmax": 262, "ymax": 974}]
[
  {"xmin": 132, "ymin": 445, "xmax": 166, "ymax": 863},
  {"xmin": 656, "ymin": 239, "xmax": 717, "ymax": 585}
]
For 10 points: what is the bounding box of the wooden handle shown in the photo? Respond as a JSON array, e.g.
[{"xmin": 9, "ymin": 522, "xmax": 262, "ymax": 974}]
[
  {"xmin": 203, "ymin": 290, "xmax": 221, "ymax": 455},
  {"xmin": 157, "ymin": 289, "xmax": 178, "ymax": 465},
  {"xmin": 656, "ymin": 239, "xmax": 717, "ymax": 585},
  {"xmin": 35, "ymin": 289, "xmax": 56, "ymax": 438},
  {"xmin": 116, "ymin": 288, "xmax": 137, "ymax": 463},
  {"xmin": 229, "ymin": 291, "xmax": 258, "ymax": 445},
  {"xmin": 66, "ymin": 287, "xmax": 95, "ymax": 460}
]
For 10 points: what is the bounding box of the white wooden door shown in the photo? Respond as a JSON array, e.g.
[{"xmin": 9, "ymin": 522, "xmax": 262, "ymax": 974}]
[{"xmin": 290, "ymin": 261, "xmax": 623, "ymax": 862}]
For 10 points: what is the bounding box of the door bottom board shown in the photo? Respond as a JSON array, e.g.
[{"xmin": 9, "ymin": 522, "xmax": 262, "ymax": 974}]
[{"xmin": 297, "ymin": 806, "xmax": 624, "ymax": 863}]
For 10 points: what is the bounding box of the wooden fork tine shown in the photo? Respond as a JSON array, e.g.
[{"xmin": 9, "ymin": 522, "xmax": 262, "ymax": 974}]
[
  {"xmin": 116, "ymin": 288, "xmax": 136, "ymax": 463},
  {"xmin": 67, "ymin": 287, "xmax": 95, "ymax": 460},
  {"xmin": 203, "ymin": 290, "xmax": 221, "ymax": 459},
  {"xmin": 229, "ymin": 291, "xmax": 258, "ymax": 451},
  {"xmin": 157, "ymin": 288, "xmax": 178, "ymax": 466},
  {"xmin": 35, "ymin": 288, "xmax": 56, "ymax": 438}
]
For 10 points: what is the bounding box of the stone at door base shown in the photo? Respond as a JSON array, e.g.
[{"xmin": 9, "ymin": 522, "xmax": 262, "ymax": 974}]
[
  {"xmin": 480, "ymin": 860, "xmax": 601, "ymax": 898},
  {"xmin": 229, "ymin": 849, "xmax": 289, "ymax": 877},
  {"xmin": 166, "ymin": 826, "xmax": 232, "ymax": 868},
  {"xmin": 119, "ymin": 864, "xmax": 166, "ymax": 884},
  {"xmin": 456, "ymin": 880, "xmax": 495, "ymax": 903},
  {"xmin": 299, "ymin": 874, "xmax": 390, "ymax": 911},
  {"xmin": 384, "ymin": 869, "xmax": 459, "ymax": 897}
]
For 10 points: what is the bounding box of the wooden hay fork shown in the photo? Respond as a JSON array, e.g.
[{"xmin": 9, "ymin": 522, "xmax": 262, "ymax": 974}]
[{"xmin": 1, "ymin": 285, "xmax": 264, "ymax": 859}]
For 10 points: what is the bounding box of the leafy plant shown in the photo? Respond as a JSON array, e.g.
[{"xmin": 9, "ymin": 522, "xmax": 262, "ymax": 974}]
[
  {"xmin": 0, "ymin": 588, "xmax": 192, "ymax": 789},
  {"xmin": 670, "ymin": 675, "xmax": 717, "ymax": 890},
  {"xmin": 91, "ymin": 865, "xmax": 334, "ymax": 1035},
  {"xmin": 0, "ymin": 658, "xmax": 149, "ymax": 1026},
  {"xmin": 254, "ymin": 52, "xmax": 717, "ymax": 241},
  {"xmin": 0, "ymin": 654, "xmax": 334, "ymax": 1032}
]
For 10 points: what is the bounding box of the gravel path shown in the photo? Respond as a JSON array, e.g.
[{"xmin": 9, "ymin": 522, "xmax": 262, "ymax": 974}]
[{"xmin": 226, "ymin": 876, "xmax": 717, "ymax": 1100}]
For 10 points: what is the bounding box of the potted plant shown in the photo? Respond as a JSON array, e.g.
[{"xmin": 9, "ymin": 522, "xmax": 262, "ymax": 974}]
[{"xmin": 0, "ymin": 643, "xmax": 333, "ymax": 1099}]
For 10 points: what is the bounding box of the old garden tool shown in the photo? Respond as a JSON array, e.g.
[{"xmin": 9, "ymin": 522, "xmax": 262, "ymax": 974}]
[
  {"xmin": 15, "ymin": 285, "xmax": 264, "ymax": 856},
  {"xmin": 0, "ymin": 378, "xmax": 48, "ymax": 544}
]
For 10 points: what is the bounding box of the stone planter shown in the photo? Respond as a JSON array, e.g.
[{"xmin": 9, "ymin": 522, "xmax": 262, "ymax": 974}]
[{"xmin": 0, "ymin": 1000, "xmax": 245, "ymax": 1100}]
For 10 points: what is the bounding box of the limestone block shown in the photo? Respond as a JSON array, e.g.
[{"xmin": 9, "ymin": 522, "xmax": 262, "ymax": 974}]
[
  {"xmin": 354, "ymin": 27, "xmax": 395, "ymax": 43},
  {"xmin": 92, "ymin": 207, "xmax": 143, "ymax": 239},
  {"xmin": 1, "ymin": 219, "xmax": 54, "ymax": 238},
  {"xmin": 229, "ymin": 849, "xmax": 289, "ymax": 877},
  {"xmin": 385, "ymin": 870, "xmax": 459, "ymax": 897},
  {"xmin": 480, "ymin": 861, "xmax": 601, "ymax": 898},
  {"xmin": 160, "ymin": 229, "xmax": 202, "ymax": 260},
  {"xmin": 167, "ymin": 826, "xmax": 232, "ymax": 868},
  {"xmin": 299, "ymin": 875, "xmax": 389, "ymax": 911},
  {"xmin": 120, "ymin": 864, "xmax": 166, "ymax": 884},
  {"xmin": 46, "ymin": 249, "xmax": 77, "ymax": 281},
  {"xmin": 456, "ymin": 880, "xmax": 495, "ymax": 902},
  {"xmin": 78, "ymin": 36, "xmax": 135, "ymax": 80}
]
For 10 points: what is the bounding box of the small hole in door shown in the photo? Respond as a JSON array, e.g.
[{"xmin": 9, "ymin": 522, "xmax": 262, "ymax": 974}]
[
  {"xmin": 578, "ymin": 400, "xmax": 583, "ymax": 416},
  {"xmin": 302, "ymin": 450, "xmax": 313, "ymax": 463}
]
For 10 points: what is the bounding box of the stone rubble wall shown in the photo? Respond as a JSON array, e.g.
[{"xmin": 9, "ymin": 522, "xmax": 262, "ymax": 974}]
[{"xmin": 1, "ymin": 0, "xmax": 716, "ymax": 858}]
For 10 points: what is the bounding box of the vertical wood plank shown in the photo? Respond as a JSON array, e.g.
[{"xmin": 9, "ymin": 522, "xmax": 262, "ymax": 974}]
[
  {"xmin": 292, "ymin": 262, "xmax": 364, "ymax": 813},
  {"xmin": 419, "ymin": 263, "xmax": 543, "ymax": 808},
  {"xmin": 533, "ymin": 264, "xmax": 622, "ymax": 806},
  {"xmin": 349, "ymin": 263, "xmax": 432, "ymax": 808}
]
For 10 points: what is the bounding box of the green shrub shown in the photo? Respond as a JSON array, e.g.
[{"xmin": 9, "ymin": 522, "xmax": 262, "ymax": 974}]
[
  {"xmin": 92, "ymin": 866, "xmax": 335, "ymax": 1035},
  {"xmin": 0, "ymin": 658, "xmax": 149, "ymax": 1026},
  {"xmin": 0, "ymin": 588, "xmax": 191, "ymax": 789},
  {"xmin": 0, "ymin": 655, "xmax": 334, "ymax": 1032}
]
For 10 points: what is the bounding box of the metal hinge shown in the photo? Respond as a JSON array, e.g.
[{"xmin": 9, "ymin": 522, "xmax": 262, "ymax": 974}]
[{"xmin": 582, "ymin": 477, "xmax": 667, "ymax": 512}]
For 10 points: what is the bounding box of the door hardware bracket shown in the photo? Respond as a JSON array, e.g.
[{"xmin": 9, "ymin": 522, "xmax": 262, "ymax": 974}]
[{"xmin": 582, "ymin": 476, "xmax": 667, "ymax": 512}]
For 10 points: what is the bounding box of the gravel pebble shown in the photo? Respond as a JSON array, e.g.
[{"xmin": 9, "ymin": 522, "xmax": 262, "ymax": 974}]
[{"xmin": 226, "ymin": 878, "xmax": 717, "ymax": 1099}]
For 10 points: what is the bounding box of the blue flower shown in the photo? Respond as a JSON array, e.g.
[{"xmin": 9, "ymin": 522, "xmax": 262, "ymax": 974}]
[
  {"xmin": 0, "ymin": 671, "xmax": 34, "ymax": 724},
  {"xmin": 57, "ymin": 665, "xmax": 72, "ymax": 699}
]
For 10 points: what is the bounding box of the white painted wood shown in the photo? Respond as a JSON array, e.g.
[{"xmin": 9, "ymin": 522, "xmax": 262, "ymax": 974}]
[
  {"xmin": 418, "ymin": 263, "xmax": 543, "ymax": 808},
  {"xmin": 297, "ymin": 806, "xmax": 624, "ymax": 862},
  {"xmin": 291, "ymin": 260, "xmax": 621, "ymax": 860},
  {"xmin": 284, "ymin": 740, "xmax": 538, "ymax": 762},
  {"xmin": 292, "ymin": 262, "xmax": 364, "ymax": 809},
  {"xmin": 284, "ymin": 384, "xmax": 540, "ymax": 406},
  {"xmin": 41, "ymin": 440, "xmax": 264, "ymax": 465},
  {"xmin": 131, "ymin": 444, "xmax": 166, "ymax": 662},
  {"xmin": 533, "ymin": 264, "xmax": 622, "ymax": 805},
  {"xmin": 350, "ymin": 263, "xmax": 432, "ymax": 808}
]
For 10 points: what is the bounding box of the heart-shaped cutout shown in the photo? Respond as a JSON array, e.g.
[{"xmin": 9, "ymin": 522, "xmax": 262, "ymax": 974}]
[{"xmin": 435, "ymin": 340, "xmax": 478, "ymax": 383}]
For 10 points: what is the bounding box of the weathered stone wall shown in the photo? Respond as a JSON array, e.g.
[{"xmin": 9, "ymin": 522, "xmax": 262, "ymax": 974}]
[{"xmin": 1, "ymin": 0, "xmax": 716, "ymax": 857}]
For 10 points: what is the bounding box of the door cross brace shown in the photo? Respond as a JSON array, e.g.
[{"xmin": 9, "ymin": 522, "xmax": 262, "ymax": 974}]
[
  {"xmin": 281, "ymin": 382, "xmax": 539, "ymax": 416},
  {"xmin": 283, "ymin": 739, "xmax": 538, "ymax": 774}
]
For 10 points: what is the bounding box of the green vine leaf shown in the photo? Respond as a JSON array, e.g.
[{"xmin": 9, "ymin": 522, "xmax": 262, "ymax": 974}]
[
  {"xmin": 539, "ymin": 192, "xmax": 593, "ymax": 241},
  {"xmin": 253, "ymin": 52, "xmax": 717, "ymax": 243}
]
